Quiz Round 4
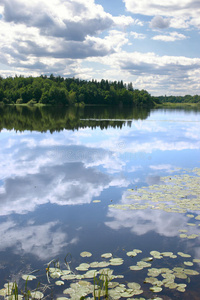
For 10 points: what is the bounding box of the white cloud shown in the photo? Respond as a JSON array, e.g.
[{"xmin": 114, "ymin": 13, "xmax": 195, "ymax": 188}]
[
  {"xmin": 130, "ymin": 32, "xmax": 146, "ymax": 39},
  {"xmin": 88, "ymin": 51, "xmax": 200, "ymax": 95},
  {"xmin": 123, "ymin": 0, "xmax": 200, "ymax": 29},
  {"xmin": 149, "ymin": 16, "xmax": 170, "ymax": 29},
  {"xmin": 0, "ymin": 0, "xmax": 134, "ymax": 76},
  {"xmin": 152, "ymin": 31, "xmax": 187, "ymax": 42}
]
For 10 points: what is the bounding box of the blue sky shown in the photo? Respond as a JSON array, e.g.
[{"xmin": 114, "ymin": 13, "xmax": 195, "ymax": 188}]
[{"xmin": 0, "ymin": 0, "xmax": 200, "ymax": 95}]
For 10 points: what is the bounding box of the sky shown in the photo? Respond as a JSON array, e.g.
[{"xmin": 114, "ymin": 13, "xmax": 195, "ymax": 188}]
[{"xmin": 0, "ymin": 0, "xmax": 200, "ymax": 96}]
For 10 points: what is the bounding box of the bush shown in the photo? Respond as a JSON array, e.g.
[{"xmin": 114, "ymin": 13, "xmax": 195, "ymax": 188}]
[
  {"xmin": 27, "ymin": 99, "xmax": 37, "ymax": 106},
  {"xmin": 16, "ymin": 98, "xmax": 23, "ymax": 104}
]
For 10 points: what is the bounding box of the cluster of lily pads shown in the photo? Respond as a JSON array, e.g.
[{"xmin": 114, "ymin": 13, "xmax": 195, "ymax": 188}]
[
  {"xmin": 0, "ymin": 279, "xmax": 44, "ymax": 300},
  {"xmin": 1, "ymin": 168, "xmax": 200, "ymax": 299},
  {"xmin": 109, "ymin": 167, "xmax": 200, "ymax": 239},
  {"xmin": 0, "ymin": 249, "xmax": 200, "ymax": 299},
  {"xmin": 45, "ymin": 248, "xmax": 200, "ymax": 299}
]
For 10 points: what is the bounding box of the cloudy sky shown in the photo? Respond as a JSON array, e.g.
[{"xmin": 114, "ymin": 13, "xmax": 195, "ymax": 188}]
[{"xmin": 0, "ymin": 0, "xmax": 200, "ymax": 95}]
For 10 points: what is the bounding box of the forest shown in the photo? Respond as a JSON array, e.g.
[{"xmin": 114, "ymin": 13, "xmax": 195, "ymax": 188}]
[
  {"xmin": 0, "ymin": 75, "xmax": 154, "ymax": 106},
  {"xmin": 0, "ymin": 75, "xmax": 199, "ymax": 107},
  {"xmin": 153, "ymin": 94, "xmax": 200, "ymax": 104}
]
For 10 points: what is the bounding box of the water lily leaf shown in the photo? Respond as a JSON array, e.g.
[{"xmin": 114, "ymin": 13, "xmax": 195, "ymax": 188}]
[
  {"xmin": 174, "ymin": 272, "xmax": 187, "ymax": 279},
  {"xmin": 78, "ymin": 281, "xmax": 91, "ymax": 286},
  {"xmin": 126, "ymin": 251, "xmax": 137, "ymax": 257},
  {"xmin": 101, "ymin": 253, "xmax": 112, "ymax": 259},
  {"xmin": 150, "ymin": 251, "xmax": 161, "ymax": 257},
  {"xmin": 176, "ymin": 287, "xmax": 186, "ymax": 292},
  {"xmin": 187, "ymin": 214, "xmax": 194, "ymax": 218},
  {"xmin": 80, "ymin": 251, "xmax": 92, "ymax": 257},
  {"xmin": 133, "ymin": 249, "xmax": 142, "ymax": 254},
  {"xmin": 55, "ymin": 281, "xmax": 64, "ymax": 286},
  {"xmin": 179, "ymin": 234, "xmax": 187, "ymax": 238},
  {"xmin": 110, "ymin": 258, "xmax": 124, "ymax": 266},
  {"xmin": 61, "ymin": 274, "xmax": 77, "ymax": 280},
  {"xmin": 50, "ymin": 272, "xmax": 61, "ymax": 279},
  {"xmin": 142, "ymin": 257, "xmax": 153, "ymax": 262},
  {"xmin": 150, "ymin": 286, "xmax": 162, "ymax": 293},
  {"xmin": 90, "ymin": 262, "xmax": 99, "ymax": 268},
  {"xmin": 84, "ymin": 270, "xmax": 98, "ymax": 278},
  {"xmin": 193, "ymin": 259, "xmax": 200, "ymax": 263},
  {"xmin": 0, "ymin": 289, "xmax": 5, "ymax": 296},
  {"xmin": 187, "ymin": 234, "xmax": 199, "ymax": 239},
  {"xmin": 184, "ymin": 269, "xmax": 199, "ymax": 275},
  {"xmin": 161, "ymin": 252, "xmax": 174, "ymax": 257},
  {"xmin": 177, "ymin": 252, "xmax": 191, "ymax": 258},
  {"xmin": 31, "ymin": 291, "xmax": 44, "ymax": 299},
  {"xmin": 129, "ymin": 265, "xmax": 143, "ymax": 271},
  {"xmin": 93, "ymin": 200, "xmax": 101, "ymax": 203},
  {"xmin": 184, "ymin": 261, "xmax": 193, "ymax": 266},
  {"xmin": 137, "ymin": 261, "xmax": 151, "ymax": 268},
  {"xmin": 127, "ymin": 282, "xmax": 141, "ymax": 290},
  {"xmin": 76, "ymin": 263, "xmax": 90, "ymax": 271},
  {"xmin": 22, "ymin": 275, "xmax": 36, "ymax": 281}
]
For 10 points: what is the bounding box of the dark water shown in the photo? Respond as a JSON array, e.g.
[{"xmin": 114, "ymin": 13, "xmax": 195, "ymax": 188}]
[{"xmin": 0, "ymin": 105, "xmax": 200, "ymax": 299}]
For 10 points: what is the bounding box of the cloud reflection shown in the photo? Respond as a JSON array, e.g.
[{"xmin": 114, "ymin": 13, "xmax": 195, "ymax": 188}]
[
  {"xmin": 105, "ymin": 191, "xmax": 200, "ymax": 238},
  {"xmin": 106, "ymin": 207, "xmax": 187, "ymax": 237},
  {"xmin": 0, "ymin": 220, "xmax": 76, "ymax": 260}
]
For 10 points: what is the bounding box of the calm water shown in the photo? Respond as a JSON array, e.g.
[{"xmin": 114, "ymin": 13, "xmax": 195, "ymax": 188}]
[{"xmin": 0, "ymin": 105, "xmax": 200, "ymax": 299}]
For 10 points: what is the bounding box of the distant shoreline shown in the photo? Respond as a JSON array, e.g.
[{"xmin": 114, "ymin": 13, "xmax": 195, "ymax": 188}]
[{"xmin": 155, "ymin": 102, "xmax": 200, "ymax": 108}]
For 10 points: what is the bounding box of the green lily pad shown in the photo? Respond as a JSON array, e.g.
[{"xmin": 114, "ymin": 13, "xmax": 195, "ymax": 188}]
[
  {"xmin": 55, "ymin": 281, "xmax": 64, "ymax": 286},
  {"xmin": 101, "ymin": 253, "xmax": 112, "ymax": 259},
  {"xmin": 129, "ymin": 265, "xmax": 143, "ymax": 271},
  {"xmin": 31, "ymin": 291, "xmax": 44, "ymax": 299},
  {"xmin": 150, "ymin": 286, "xmax": 162, "ymax": 293},
  {"xmin": 184, "ymin": 261, "xmax": 193, "ymax": 266},
  {"xmin": 22, "ymin": 275, "xmax": 36, "ymax": 281},
  {"xmin": 80, "ymin": 251, "xmax": 92, "ymax": 257},
  {"xmin": 177, "ymin": 252, "xmax": 191, "ymax": 258},
  {"xmin": 110, "ymin": 258, "xmax": 124, "ymax": 266}
]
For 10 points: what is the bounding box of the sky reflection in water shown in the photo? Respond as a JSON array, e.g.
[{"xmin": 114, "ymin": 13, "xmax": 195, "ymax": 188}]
[{"xmin": 0, "ymin": 108, "xmax": 200, "ymax": 293}]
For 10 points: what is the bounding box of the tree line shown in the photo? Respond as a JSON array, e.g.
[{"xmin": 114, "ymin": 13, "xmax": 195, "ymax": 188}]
[
  {"xmin": 152, "ymin": 95, "xmax": 200, "ymax": 104},
  {"xmin": 0, "ymin": 75, "xmax": 154, "ymax": 107}
]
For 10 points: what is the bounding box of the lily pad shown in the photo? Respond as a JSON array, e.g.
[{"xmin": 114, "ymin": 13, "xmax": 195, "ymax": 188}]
[
  {"xmin": 31, "ymin": 291, "xmax": 44, "ymax": 299},
  {"xmin": 101, "ymin": 253, "xmax": 112, "ymax": 259},
  {"xmin": 110, "ymin": 258, "xmax": 124, "ymax": 266},
  {"xmin": 184, "ymin": 261, "xmax": 193, "ymax": 266},
  {"xmin": 80, "ymin": 251, "xmax": 92, "ymax": 257},
  {"xmin": 150, "ymin": 286, "xmax": 162, "ymax": 293},
  {"xmin": 22, "ymin": 275, "xmax": 36, "ymax": 281},
  {"xmin": 55, "ymin": 281, "xmax": 64, "ymax": 286}
]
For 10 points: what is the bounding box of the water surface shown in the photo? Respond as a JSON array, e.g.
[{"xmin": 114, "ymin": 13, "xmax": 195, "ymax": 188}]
[{"xmin": 0, "ymin": 105, "xmax": 200, "ymax": 299}]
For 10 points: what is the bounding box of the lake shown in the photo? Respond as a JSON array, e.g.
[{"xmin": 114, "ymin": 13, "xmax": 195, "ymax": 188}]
[{"xmin": 0, "ymin": 105, "xmax": 200, "ymax": 299}]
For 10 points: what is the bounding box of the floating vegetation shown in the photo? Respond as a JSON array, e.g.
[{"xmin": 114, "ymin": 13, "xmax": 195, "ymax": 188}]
[
  {"xmin": 110, "ymin": 167, "xmax": 200, "ymax": 214},
  {"xmin": 21, "ymin": 275, "xmax": 36, "ymax": 281},
  {"xmin": 1, "ymin": 247, "xmax": 200, "ymax": 299},
  {"xmin": 109, "ymin": 167, "xmax": 200, "ymax": 241},
  {"xmin": 2, "ymin": 168, "xmax": 200, "ymax": 299},
  {"xmin": 80, "ymin": 251, "xmax": 92, "ymax": 258},
  {"xmin": 101, "ymin": 253, "xmax": 112, "ymax": 259}
]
